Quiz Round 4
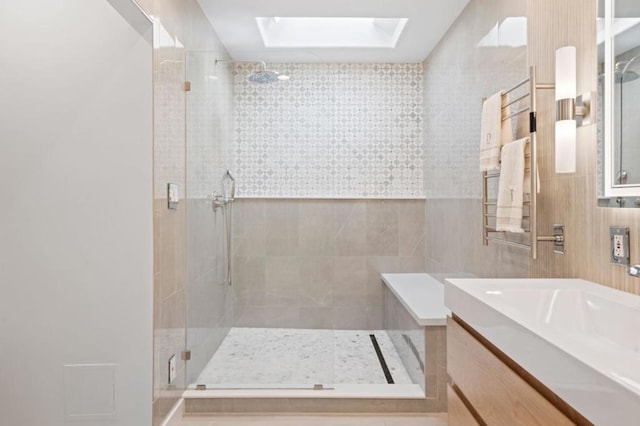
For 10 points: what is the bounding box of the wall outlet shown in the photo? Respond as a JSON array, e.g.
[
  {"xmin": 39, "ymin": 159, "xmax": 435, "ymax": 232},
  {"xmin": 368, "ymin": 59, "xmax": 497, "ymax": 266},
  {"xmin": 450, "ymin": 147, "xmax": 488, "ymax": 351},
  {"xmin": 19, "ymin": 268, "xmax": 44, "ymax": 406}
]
[
  {"xmin": 614, "ymin": 235, "xmax": 624, "ymax": 258},
  {"xmin": 168, "ymin": 354, "xmax": 176, "ymax": 385},
  {"xmin": 610, "ymin": 226, "xmax": 630, "ymax": 266}
]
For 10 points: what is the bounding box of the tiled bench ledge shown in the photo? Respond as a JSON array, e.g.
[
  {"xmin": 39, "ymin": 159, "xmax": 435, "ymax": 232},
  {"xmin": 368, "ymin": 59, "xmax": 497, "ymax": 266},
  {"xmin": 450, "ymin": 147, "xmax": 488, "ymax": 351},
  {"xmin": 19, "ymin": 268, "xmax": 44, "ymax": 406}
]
[
  {"xmin": 381, "ymin": 273, "xmax": 457, "ymax": 412},
  {"xmin": 382, "ymin": 273, "xmax": 450, "ymax": 326}
]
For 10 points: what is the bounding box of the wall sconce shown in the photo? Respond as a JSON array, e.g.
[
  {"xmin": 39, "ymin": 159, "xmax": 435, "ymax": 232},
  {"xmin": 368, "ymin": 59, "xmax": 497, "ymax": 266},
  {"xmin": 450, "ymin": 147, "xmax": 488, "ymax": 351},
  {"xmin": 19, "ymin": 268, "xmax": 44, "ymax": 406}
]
[{"xmin": 554, "ymin": 46, "xmax": 593, "ymax": 174}]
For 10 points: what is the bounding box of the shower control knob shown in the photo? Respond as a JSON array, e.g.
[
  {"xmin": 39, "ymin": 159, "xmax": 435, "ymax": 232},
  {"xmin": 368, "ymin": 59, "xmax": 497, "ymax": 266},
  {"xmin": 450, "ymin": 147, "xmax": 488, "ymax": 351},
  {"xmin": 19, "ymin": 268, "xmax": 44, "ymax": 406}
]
[{"xmin": 211, "ymin": 192, "xmax": 226, "ymax": 211}]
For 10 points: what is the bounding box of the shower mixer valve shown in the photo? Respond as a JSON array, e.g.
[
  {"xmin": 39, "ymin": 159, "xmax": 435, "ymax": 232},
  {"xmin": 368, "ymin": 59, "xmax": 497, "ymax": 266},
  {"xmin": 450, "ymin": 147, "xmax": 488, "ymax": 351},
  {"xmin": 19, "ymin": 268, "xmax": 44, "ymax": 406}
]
[{"xmin": 211, "ymin": 192, "xmax": 228, "ymax": 211}]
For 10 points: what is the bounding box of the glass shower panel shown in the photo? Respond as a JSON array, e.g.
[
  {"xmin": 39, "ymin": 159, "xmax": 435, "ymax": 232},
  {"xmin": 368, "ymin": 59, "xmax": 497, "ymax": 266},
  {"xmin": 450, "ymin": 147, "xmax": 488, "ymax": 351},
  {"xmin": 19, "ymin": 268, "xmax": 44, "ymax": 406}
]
[
  {"xmin": 184, "ymin": 51, "xmax": 336, "ymax": 389},
  {"xmin": 185, "ymin": 50, "xmax": 233, "ymax": 386}
]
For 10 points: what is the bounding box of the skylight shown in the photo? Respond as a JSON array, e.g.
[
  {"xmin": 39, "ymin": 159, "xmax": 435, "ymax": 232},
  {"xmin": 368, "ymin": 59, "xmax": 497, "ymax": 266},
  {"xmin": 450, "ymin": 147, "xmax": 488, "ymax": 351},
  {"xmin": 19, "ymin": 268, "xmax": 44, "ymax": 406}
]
[{"xmin": 255, "ymin": 17, "xmax": 409, "ymax": 48}]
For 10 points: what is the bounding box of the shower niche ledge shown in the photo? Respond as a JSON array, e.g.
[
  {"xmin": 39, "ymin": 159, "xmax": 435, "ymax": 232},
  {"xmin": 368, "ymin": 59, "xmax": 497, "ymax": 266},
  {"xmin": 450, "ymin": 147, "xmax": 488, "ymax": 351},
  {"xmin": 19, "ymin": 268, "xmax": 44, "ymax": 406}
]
[{"xmin": 445, "ymin": 278, "xmax": 640, "ymax": 425}]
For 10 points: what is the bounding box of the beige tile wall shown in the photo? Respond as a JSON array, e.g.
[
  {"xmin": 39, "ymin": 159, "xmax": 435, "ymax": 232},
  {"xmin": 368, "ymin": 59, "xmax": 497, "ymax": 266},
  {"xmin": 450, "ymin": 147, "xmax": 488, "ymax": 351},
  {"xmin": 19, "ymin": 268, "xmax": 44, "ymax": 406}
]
[
  {"xmin": 423, "ymin": 0, "xmax": 531, "ymax": 278},
  {"xmin": 142, "ymin": 0, "xmax": 234, "ymax": 424},
  {"xmin": 185, "ymin": 199, "xmax": 233, "ymax": 385},
  {"xmin": 425, "ymin": 199, "xmax": 530, "ymax": 277},
  {"xmin": 151, "ymin": 3, "xmax": 188, "ymax": 420},
  {"xmin": 232, "ymin": 199, "xmax": 426, "ymax": 329}
]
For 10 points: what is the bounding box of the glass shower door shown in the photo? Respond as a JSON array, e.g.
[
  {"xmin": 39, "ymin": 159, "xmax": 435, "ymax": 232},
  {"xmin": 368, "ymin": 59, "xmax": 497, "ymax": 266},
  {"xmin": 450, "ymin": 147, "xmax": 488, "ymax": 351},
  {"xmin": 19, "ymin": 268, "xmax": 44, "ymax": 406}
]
[
  {"xmin": 184, "ymin": 51, "xmax": 336, "ymax": 389},
  {"xmin": 185, "ymin": 49, "xmax": 234, "ymax": 387}
]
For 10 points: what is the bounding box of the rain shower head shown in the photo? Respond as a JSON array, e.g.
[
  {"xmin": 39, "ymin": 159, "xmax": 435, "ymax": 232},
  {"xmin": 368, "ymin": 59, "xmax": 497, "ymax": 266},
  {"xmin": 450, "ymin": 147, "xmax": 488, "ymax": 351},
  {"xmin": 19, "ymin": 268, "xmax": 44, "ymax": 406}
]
[
  {"xmin": 598, "ymin": 63, "xmax": 640, "ymax": 83},
  {"xmin": 614, "ymin": 54, "xmax": 640, "ymax": 82},
  {"xmin": 617, "ymin": 70, "xmax": 640, "ymax": 83},
  {"xmin": 247, "ymin": 68, "xmax": 281, "ymax": 84},
  {"xmin": 215, "ymin": 59, "xmax": 288, "ymax": 84}
]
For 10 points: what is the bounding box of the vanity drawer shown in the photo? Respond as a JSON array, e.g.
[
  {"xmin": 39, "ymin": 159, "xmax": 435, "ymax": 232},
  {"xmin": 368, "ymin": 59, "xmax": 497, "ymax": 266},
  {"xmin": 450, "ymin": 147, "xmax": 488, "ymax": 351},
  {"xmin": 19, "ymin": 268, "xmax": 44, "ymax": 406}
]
[
  {"xmin": 447, "ymin": 384, "xmax": 480, "ymax": 425},
  {"xmin": 447, "ymin": 317, "xmax": 574, "ymax": 425}
]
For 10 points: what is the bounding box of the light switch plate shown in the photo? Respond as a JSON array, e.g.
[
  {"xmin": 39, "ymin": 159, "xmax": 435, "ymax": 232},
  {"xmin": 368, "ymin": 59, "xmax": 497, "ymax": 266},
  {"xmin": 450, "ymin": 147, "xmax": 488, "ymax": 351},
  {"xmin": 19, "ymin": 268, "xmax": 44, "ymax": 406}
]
[
  {"xmin": 610, "ymin": 226, "xmax": 630, "ymax": 266},
  {"xmin": 167, "ymin": 183, "xmax": 179, "ymax": 210},
  {"xmin": 168, "ymin": 354, "xmax": 176, "ymax": 384}
]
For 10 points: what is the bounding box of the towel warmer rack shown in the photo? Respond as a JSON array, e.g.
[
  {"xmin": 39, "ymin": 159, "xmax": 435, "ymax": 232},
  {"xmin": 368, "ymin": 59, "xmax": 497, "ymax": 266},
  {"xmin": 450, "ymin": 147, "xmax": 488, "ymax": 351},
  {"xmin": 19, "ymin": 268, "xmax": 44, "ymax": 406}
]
[{"xmin": 481, "ymin": 66, "xmax": 563, "ymax": 259}]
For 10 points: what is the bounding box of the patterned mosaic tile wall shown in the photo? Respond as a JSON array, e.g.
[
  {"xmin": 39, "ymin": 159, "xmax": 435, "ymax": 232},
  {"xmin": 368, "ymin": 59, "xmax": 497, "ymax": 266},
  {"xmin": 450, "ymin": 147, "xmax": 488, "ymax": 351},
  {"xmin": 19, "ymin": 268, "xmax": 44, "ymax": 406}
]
[
  {"xmin": 187, "ymin": 53, "xmax": 235, "ymax": 199},
  {"xmin": 423, "ymin": 0, "xmax": 531, "ymax": 278},
  {"xmin": 233, "ymin": 63, "xmax": 424, "ymax": 198}
]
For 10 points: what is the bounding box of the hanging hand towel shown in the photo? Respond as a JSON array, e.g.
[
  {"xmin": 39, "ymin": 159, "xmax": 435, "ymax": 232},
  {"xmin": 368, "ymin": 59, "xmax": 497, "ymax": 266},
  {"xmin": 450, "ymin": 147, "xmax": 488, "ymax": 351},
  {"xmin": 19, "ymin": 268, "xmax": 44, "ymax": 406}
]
[
  {"xmin": 496, "ymin": 137, "xmax": 529, "ymax": 233},
  {"xmin": 479, "ymin": 91, "xmax": 512, "ymax": 172}
]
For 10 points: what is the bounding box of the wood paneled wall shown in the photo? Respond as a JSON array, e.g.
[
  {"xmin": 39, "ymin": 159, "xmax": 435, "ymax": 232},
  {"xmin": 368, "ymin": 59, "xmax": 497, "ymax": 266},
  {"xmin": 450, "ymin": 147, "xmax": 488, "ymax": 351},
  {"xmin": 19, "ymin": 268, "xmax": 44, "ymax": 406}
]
[{"xmin": 528, "ymin": 0, "xmax": 640, "ymax": 295}]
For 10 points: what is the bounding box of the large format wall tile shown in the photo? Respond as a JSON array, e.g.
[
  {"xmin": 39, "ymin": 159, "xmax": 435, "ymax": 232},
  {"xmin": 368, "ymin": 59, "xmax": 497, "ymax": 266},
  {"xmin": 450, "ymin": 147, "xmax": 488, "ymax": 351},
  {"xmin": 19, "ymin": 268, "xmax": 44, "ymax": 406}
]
[
  {"xmin": 232, "ymin": 199, "xmax": 426, "ymax": 329},
  {"xmin": 423, "ymin": 0, "xmax": 527, "ymax": 200},
  {"xmin": 423, "ymin": 0, "xmax": 531, "ymax": 278}
]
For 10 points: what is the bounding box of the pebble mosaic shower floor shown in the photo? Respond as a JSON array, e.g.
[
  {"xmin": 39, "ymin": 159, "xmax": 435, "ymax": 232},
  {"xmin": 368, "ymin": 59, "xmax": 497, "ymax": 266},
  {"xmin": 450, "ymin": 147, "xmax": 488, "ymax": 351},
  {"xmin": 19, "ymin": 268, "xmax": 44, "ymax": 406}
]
[{"xmin": 194, "ymin": 328, "xmax": 413, "ymax": 387}]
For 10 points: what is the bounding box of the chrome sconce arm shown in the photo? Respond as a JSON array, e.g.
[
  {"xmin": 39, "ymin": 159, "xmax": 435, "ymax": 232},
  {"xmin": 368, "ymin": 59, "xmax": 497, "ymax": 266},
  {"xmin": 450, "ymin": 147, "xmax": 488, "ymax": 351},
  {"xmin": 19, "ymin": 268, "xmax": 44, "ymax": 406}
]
[{"xmin": 556, "ymin": 92, "xmax": 594, "ymax": 127}]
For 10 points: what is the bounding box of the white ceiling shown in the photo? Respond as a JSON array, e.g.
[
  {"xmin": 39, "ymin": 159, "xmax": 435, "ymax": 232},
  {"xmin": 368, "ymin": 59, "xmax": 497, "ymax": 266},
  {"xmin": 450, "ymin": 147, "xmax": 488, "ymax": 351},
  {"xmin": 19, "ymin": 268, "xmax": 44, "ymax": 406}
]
[{"xmin": 196, "ymin": 0, "xmax": 470, "ymax": 63}]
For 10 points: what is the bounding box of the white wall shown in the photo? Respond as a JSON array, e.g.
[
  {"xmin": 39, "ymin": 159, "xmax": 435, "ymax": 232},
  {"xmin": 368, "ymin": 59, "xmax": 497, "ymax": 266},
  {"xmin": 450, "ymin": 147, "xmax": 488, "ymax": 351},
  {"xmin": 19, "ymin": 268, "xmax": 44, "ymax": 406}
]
[{"xmin": 0, "ymin": 1, "xmax": 153, "ymax": 425}]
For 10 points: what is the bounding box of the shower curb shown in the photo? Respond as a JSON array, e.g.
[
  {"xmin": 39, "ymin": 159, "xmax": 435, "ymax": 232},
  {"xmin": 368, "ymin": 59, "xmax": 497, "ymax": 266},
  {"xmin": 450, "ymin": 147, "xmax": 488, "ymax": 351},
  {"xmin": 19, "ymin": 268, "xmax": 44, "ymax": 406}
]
[{"xmin": 183, "ymin": 396, "xmax": 443, "ymax": 414}]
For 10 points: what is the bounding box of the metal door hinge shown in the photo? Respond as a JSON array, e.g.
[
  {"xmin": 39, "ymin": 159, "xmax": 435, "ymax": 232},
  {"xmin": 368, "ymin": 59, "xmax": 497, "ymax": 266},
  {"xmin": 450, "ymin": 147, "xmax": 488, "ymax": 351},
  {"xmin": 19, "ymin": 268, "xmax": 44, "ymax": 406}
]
[
  {"xmin": 181, "ymin": 350, "xmax": 191, "ymax": 361},
  {"xmin": 184, "ymin": 81, "xmax": 191, "ymax": 91}
]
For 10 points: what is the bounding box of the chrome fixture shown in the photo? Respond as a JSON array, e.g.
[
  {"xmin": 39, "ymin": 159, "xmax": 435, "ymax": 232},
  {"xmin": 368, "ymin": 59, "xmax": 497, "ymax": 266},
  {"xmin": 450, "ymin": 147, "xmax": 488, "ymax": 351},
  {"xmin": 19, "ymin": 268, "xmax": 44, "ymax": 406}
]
[
  {"xmin": 617, "ymin": 170, "xmax": 628, "ymax": 185},
  {"xmin": 211, "ymin": 192, "xmax": 226, "ymax": 211},
  {"xmin": 222, "ymin": 170, "xmax": 236, "ymax": 202},
  {"xmin": 222, "ymin": 170, "xmax": 234, "ymax": 286},
  {"xmin": 628, "ymin": 264, "xmax": 640, "ymax": 278},
  {"xmin": 211, "ymin": 170, "xmax": 236, "ymax": 286},
  {"xmin": 215, "ymin": 59, "xmax": 289, "ymax": 84},
  {"xmin": 482, "ymin": 66, "xmax": 565, "ymax": 259},
  {"xmin": 211, "ymin": 171, "xmax": 236, "ymax": 212},
  {"xmin": 536, "ymin": 224, "xmax": 565, "ymax": 255},
  {"xmin": 597, "ymin": 58, "xmax": 640, "ymax": 83},
  {"xmin": 617, "ymin": 54, "xmax": 640, "ymax": 82}
]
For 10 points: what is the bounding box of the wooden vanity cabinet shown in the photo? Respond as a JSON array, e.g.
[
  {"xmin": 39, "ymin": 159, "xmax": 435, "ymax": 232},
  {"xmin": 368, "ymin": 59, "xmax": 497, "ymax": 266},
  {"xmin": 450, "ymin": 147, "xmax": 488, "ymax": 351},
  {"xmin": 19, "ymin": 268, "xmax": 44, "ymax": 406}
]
[{"xmin": 446, "ymin": 317, "xmax": 578, "ymax": 425}]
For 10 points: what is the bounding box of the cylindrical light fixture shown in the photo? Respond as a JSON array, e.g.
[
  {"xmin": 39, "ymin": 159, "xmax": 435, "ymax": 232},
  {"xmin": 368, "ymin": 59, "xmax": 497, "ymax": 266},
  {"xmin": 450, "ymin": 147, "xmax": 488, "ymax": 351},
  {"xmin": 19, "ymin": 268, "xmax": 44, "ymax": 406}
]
[{"xmin": 555, "ymin": 46, "xmax": 577, "ymax": 173}]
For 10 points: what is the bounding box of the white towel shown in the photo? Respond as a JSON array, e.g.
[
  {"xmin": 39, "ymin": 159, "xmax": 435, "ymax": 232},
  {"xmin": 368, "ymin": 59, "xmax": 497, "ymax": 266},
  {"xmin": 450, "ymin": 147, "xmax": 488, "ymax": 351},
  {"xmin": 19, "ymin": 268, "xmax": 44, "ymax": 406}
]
[
  {"xmin": 496, "ymin": 137, "xmax": 529, "ymax": 233},
  {"xmin": 480, "ymin": 91, "xmax": 513, "ymax": 172}
]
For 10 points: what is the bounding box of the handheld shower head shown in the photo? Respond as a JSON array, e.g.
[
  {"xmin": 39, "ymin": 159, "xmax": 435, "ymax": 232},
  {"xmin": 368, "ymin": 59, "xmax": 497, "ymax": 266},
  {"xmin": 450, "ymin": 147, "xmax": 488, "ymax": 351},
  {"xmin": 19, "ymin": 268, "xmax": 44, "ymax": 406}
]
[{"xmin": 222, "ymin": 170, "xmax": 236, "ymax": 201}]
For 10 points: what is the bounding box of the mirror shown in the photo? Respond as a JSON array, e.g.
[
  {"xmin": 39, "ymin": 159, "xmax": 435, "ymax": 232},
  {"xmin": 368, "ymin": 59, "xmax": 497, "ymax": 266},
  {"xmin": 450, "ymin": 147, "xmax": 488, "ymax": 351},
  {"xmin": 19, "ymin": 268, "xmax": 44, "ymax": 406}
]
[{"xmin": 598, "ymin": 0, "xmax": 640, "ymax": 207}]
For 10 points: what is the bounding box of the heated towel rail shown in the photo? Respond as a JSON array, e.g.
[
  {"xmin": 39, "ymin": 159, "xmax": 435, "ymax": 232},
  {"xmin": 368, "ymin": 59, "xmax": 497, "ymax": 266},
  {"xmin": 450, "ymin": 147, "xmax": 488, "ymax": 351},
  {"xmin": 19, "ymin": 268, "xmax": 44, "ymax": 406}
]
[{"xmin": 481, "ymin": 66, "xmax": 562, "ymax": 260}]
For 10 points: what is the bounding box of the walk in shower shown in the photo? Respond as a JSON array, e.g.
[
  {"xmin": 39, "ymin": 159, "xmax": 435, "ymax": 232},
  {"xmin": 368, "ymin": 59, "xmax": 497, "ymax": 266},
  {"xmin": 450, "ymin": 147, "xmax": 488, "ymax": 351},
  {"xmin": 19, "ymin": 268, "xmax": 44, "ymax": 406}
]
[{"xmin": 183, "ymin": 51, "xmax": 426, "ymax": 395}]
